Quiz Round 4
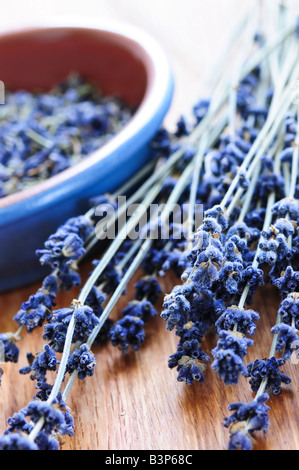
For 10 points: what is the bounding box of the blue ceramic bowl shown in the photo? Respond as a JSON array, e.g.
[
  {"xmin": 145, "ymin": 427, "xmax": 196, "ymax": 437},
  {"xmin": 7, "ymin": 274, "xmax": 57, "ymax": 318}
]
[{"xmin": 0, "ymin": 21, "xmax": 174, "ymax": 292}]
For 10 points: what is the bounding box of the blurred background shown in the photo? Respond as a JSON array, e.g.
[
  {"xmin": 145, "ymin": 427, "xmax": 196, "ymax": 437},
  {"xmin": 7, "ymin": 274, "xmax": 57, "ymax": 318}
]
[{"xmin": 0, "ymin": 0, "xmax": 251, "ymax": 128}]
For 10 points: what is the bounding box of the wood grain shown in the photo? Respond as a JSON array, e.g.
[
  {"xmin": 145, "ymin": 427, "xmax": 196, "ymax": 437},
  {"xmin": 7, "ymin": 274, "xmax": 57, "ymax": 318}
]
[{"xmin": 1, "ymin": 0, "xmax": 299, "ymax": 451}]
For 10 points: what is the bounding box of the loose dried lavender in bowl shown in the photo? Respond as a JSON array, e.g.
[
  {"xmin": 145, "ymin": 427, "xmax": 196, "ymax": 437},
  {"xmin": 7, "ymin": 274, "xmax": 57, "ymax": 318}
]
[{"xmin": 0, "ymin": 74, "xmax": 134, "ymax": 198}]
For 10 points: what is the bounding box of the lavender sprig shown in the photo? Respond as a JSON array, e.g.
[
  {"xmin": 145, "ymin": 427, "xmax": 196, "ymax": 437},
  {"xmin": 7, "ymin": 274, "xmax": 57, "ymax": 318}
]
[{"xmin": 225, "ymin": 100, "xmax": 299, "ymax": 450}]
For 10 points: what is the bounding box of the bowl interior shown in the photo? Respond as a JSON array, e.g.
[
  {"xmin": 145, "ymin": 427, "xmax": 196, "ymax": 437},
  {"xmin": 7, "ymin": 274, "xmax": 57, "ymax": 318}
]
[
  {"xmin": 0, "ymin": 25, "xmax": 173, "ymax": 292},
  {"xmin": 0, "ymin": 26, "xmax": 150, "ymax": 106}
]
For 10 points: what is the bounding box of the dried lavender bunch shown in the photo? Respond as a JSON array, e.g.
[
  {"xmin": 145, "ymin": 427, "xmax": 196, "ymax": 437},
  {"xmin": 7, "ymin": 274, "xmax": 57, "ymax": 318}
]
[
  {"xmin": 161, "ymin": 7, "xmax": 296, "ymax": 396},
  {"xmin": 225, "ymin": 99, "xmax": 299, "ymax": 450},
  {"xmin": 1, "ymin": 4, "xmax": 299, "ymax": 452},
  {"xmin": 161, "ymin": 44, "xmax": 281, "ymax": 385},
  {"xmin": 0, "ymin": 157, "xmax": 201, "ymax": 449},
  {"xmin": 0, "ymin": 74, "xmax": 134, "ymax": 198},
  {"xmin": 0, "ymin": 95, "xmax": 221, "ymax": 447}
]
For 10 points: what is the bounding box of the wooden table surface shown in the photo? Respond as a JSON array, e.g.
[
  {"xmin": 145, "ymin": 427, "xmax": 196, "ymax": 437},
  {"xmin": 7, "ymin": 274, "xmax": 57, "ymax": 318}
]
[{"xmin": 1, "ymin": 0, "xmax": 299, "ymax": 451}]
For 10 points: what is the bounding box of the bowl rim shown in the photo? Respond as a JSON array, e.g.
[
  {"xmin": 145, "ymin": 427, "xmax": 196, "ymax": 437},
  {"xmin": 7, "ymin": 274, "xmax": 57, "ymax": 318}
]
[{"xmin": 0, "ymin": 19, "xmax": 173, "ymax": 209}]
